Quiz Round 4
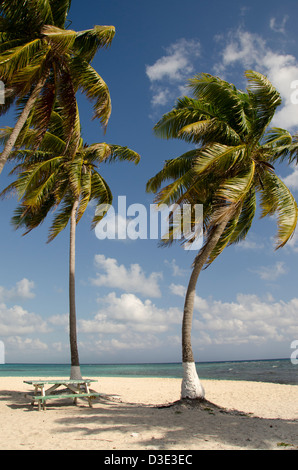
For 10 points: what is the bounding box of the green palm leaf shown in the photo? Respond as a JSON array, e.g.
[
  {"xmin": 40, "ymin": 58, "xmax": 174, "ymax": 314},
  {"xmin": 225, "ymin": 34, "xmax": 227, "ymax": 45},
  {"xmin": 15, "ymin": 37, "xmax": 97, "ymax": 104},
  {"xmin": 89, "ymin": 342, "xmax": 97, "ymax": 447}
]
[
  {"xmin": 178, "ymin": 118, "xmax": 241, "ymax": 145},
  {"xmin": 48, "ymin": 0, "xmax": 71, "ymax": 28},
  {"xmin": 48, "ymin": 192, "xmax": 74, "ymax": 241},
  {"xmin": 49, "ymin": 0, "xmax": 72, "ymax": 28},
  {"xmin": 0, "ymin": 39, "xmax": 44, "ymax": 81},
  {"xmin": 76, "ymin": 169, "xmax": 92, "ymax": 223},
  {"xmin": 146, "ymin": 149, "xmax": 198, "ymax": 194},
  {"xmin": 228, "ymin": 189, "xmax": 257, "ymax": 245},
  {"xmin": 245, "ymin": 70, "xmax": 282, "ymax": 137},
  {"xmin": 154, "ymin": 96, "xmax": 214, "ymax": 140},
  {"xmin": 188, "ymin": 73, "xmax": 251, "ymax": 137},
  {"xmin": 263, "ymin": 128, "xmax": 298, "ymax": 163},
  {"xmin": 216, "ymin": 161, "xmax": 255, "ymax": 203},
  {"xmin": 41, "ymin": 25, "xmax": 77, "ymax": 53},
  {"xmin": 90, "ymin": 172, "xmax": 113, "ymax": 229},
  {"xmin": 205, "ymin": 205, "xmax": 242, "ymax": 266},
  {"xmin": 74, "ymin": 25, "xmax": 115, "ymax": 62},
  {"xmin": 28, "ymin": 0, "xmax": 54, "ymax": 27},
  {"xmin": 106, "ymin": 145, "xmax": 140, "ymax": 164},
  {"xmin": 193, "ymin": 143, "xmax": 246, "ymax": 176},
  {"xmin": 70, "ymin": 57, "xmax": 111, "ymax": 129},
  {"xmin": 259, "ymin": 172, "xmax": 298, "ymax": 248}
]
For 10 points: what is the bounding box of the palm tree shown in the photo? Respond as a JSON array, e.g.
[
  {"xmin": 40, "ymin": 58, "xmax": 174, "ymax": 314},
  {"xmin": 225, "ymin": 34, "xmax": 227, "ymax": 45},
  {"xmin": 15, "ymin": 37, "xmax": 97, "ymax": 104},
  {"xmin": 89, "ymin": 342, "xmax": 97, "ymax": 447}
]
[
  {"xmin": 0, "ymin": 0, "xmax": 115, "ymax": 175},
  {"xmin": 147, "ymin": 71, "xmax": 298, "ymax": 400},
  {"xmin": 2, "ymin": 109, "xmax": 140, "ymax": 379}
]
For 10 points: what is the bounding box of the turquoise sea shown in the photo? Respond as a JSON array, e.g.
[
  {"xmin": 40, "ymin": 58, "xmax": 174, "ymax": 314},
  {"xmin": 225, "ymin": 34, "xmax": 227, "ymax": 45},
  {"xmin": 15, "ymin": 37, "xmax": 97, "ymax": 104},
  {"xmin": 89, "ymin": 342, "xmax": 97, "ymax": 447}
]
[{"xmin": 0, "ymin": 359, "xmax": 297, "ymax": 385}]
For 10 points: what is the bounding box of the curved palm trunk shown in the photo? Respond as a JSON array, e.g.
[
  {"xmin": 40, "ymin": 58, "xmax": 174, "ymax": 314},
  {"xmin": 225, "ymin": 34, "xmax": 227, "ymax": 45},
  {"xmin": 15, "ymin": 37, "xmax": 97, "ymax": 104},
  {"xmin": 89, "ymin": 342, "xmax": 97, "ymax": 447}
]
[
  {"xmin": 69, "ymin": 198, "xmax": 82, "ymax": 380},
  {"xmin": 181, "ymin": 218, "xmax": 229, "ymax": 399},
  {"xmin": 0, "ymin": 76, "xmax": 46, "ymax": 175}
]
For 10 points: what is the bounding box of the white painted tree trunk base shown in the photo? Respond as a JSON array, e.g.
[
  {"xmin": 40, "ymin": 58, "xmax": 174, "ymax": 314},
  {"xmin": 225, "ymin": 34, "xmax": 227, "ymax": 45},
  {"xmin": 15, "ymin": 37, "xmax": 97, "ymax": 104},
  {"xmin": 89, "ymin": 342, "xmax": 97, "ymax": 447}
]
[
  {"xmin": 70, "ymin": 365, "xmax": 83, "ymax": 380},
  {"xmin": 181, "ymin": 362, "xmax": 205, "ymax": 399}
]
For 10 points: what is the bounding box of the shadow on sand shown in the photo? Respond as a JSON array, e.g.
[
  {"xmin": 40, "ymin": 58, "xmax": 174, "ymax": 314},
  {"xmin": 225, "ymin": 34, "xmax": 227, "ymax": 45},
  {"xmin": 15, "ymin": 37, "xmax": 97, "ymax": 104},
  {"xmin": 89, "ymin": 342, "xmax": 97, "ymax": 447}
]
[{"xmin": 1, "ymin": 388, "xmax": 297, "ymax": 450}]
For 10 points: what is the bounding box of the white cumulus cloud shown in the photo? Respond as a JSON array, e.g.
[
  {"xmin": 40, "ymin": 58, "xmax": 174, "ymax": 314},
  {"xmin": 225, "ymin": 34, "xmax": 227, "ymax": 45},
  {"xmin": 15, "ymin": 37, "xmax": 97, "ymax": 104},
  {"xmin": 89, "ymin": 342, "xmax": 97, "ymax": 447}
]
[
  {"xmin": 6, "ymin": 336, "xmax": 48, "ymax": 351},
  {"xmin": 0, "ymin": 302, "xmax": 48, "ymax": 336},
  {"xmin": 0, "ymin": 278, "xmax": 35, "ymax": 301},
  {"xmin": 146, "ymin": 38, "xmax": 200, "ymax": 82},
  {"xmin": 216, "ymin": 28, "xmax": 298, "ymax": 131},
  {"xmin": 80, "ymin": 291, "xmax": 182, "ymax": 335},
  {"xmin": 252, "ymin": 261, "xmax": 287, "ymax": 281},
  {"xmin": 146, "ymin": 38, "xmax": 201, "ymax": 108},
  {"xmin": 170, "ymin": 284, "xmax": 298, "ymax": 347},
  {"xmin": 91, "ymin": 254, "xmax": 162, "ymax": 297}
]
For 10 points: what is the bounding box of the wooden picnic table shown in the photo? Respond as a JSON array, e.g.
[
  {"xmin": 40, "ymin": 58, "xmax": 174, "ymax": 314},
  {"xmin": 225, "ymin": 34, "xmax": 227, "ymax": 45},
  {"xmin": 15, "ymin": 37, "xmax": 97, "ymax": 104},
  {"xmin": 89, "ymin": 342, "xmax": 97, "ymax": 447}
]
[{"xmin": 24, "ymin": 379, "xmax": 100, "ymax": 410}]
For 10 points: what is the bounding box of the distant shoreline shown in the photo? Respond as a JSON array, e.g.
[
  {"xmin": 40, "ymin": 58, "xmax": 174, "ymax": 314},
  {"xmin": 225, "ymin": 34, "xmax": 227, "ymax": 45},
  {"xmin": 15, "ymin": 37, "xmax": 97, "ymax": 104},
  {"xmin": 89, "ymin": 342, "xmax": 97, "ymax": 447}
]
[
  {"xmin": 1, "ymin": 357, "xmax": 290, "ymax": 365},
  {"xmin": 0, "ymin": 359, "xmax": 296, "ymax": 385}
]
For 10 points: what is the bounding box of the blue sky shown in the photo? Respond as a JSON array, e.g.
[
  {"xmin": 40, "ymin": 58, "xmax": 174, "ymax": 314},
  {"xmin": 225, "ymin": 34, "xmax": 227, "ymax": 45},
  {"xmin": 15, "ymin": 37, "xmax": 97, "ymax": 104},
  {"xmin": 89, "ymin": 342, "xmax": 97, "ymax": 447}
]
[{"xmin": 1, "ymin": 0, "xmax": 298, "ymax": 364}]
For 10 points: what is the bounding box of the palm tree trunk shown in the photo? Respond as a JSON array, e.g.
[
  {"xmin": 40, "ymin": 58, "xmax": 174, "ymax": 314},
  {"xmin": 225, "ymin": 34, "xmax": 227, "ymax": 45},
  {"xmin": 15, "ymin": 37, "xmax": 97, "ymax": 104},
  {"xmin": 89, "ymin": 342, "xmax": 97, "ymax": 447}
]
[
  {"xmin": 69, "ymin": 198, "xmax": 82, "ymax": 380},
  {"xmin": 0, "ymin": 76, "xmax": 46, "ymax": 175},
  {"xmin": 181, "ymin": 218, "xmax": 229, "ymax": 399}
]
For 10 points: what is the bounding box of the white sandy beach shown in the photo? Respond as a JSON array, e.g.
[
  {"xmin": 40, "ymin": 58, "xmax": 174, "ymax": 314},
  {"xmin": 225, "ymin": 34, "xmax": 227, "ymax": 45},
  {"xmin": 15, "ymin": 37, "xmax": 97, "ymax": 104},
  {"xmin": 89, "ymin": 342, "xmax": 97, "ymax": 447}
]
[{"xmin": 0, "ymin": 376, "xmax": 297, "ymax": 450}]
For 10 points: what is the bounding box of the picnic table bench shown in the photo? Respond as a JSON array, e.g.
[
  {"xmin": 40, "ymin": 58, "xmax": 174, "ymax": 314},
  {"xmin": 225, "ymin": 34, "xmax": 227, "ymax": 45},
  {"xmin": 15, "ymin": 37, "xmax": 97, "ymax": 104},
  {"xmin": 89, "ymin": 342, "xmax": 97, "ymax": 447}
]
[{"xmin": 24, "ymin": 379, "xmax": 100, "ymax": 411}]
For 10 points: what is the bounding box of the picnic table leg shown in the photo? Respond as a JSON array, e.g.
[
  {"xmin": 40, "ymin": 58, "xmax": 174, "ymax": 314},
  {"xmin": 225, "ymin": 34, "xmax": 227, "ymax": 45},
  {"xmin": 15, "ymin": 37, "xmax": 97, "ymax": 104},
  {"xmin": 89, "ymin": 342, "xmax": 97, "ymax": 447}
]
[
  {"xmin": 31, "ymin": 385, "xmax": 39, "ymax": 407},
  {"xmin": 73, "ymin": 383, "xmax": 80, "ymax": 405},
  {"xmin": 41, "ymin": 386, "xmax": 46, "ymax": 411},
  {"xmin": 84, "ymin": 382, "xmax": 93, "ymax": 407},
  {"xmin": 65, "ymin": 383, "xmax": 81, "ymax": 405},
  {"xmin": 32, "ymin": 385, "xmax": 45, "ymax": 410}
]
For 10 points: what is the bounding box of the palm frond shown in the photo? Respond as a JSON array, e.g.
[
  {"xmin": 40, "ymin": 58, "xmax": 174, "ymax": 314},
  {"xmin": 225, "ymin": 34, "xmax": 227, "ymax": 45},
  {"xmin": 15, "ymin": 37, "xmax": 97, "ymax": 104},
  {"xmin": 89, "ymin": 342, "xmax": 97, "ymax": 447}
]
[
  {"xmin": 48, "ymin": 192, "xmax": 74, "ymax": 242},
  {"xmin": 152, "ymin": 172, "xmax": 195, "ymax": 207},
  {"xmin": 188, "ymin": 73, "xmax": 251, "ymax": 137},
  {"xmin": 11, "ymin": 197, "xmax": 56, "ymax": 234},
  {"xmin": 9, "ymin": 47, "xmax": 51, "ymax": 95},
  {"xmin": 0, "ymin": 1, "xmax": 41, "ymax": 35},
  {"xmin": 27, "ymin": 74, "xmax": 57, "ymax": 147},
  {"xmin": 0, "ymin": 38, "xmax": 25, "ymax": 53},
  {"xmin": 0, "ymin": 39, "xmax": 44, "ymax": 81},
  {"xmin": 153, "ymin": 96, "xmax": 215, "ymax": 140},
  {"xmin": 49, "ymin": 0, "xmax": 72, "ymax": 28},
  {"xmin": 70, "ymin": 57, "xmax": 111, "ymax": 130},
  {"xmin": 178, "ymin": 118, "xmax": 241, "ymax": 145},
  {"xmin": 193, "ymin": 143, "xmax": 246, "ymax": 176},
  {"xmin": 74, "ymin": 25, "xmax": 115, "ymax": 62},
  {"xmin": 216, "ymin": 161, "xmax": 255, "ymax": 203},
  {"xmin": 11, "ymin": 156, "xmax": 62, "ymax": 202},
  {"xmin": 263, "ymin": 127, "xmax": 298, "ymax": 164},
  {"xmin": 28, "ymin": 0, "xmax": 54, "ymax": 27},
  {"xmin": 56, "ymin": 68, "xmax": 78, "ymax": 153},
  {"xmin": 228, "ymin": 189, "xmax": 257, "ymax": 245},
  {"xmin": 0, "ymin": 125, "xmax": 67, "ymax": 155},
  {"xmin": 76, "ymin": 168, "xmax": 92, "ymax": 223},
  {"xmin": 205, "ymin": 204, "xmax": 242, "ymax": 266},
  {"xmin": 245, "ymin": 70, "xmax": 282, "ymax": 137},
  {"xmin": 41, "ymin": 25, "xmax": 77, "ymax": 53},
  {"xmin": 259, "ymin": 172, "xmax": 298, "ymax": 248},
  {"xmin": 90, "ymin": 172, "xmax": 113, "ymax": 229},
  {"xmin": 105, "ymin": 145, "xmax": 140, "ymax": 164},
  {"xmin": 146, "ymin": 149, "xmax": 198, "ymax": 194}
]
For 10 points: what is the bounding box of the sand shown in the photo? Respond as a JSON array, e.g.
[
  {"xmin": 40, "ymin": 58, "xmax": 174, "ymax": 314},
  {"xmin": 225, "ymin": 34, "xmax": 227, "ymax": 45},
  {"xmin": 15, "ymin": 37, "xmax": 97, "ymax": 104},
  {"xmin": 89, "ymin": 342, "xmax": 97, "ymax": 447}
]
[{"xmin": 0, "ymin": 376, "xmax": 297, "ymax": 450}]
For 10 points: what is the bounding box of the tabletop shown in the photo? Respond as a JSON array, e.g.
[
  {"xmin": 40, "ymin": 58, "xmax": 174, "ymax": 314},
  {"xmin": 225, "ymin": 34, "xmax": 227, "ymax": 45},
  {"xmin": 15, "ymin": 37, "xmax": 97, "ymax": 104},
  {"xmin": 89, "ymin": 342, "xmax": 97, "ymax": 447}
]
[{"xmin": 24, "ymin": 379, "xmax": 97, "ymax": 385}]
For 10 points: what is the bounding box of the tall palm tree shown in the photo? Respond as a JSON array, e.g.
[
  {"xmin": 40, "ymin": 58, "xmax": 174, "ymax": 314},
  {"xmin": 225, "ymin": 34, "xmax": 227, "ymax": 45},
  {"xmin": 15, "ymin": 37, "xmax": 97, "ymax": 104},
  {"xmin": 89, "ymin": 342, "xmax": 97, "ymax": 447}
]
[
  {"xmin": 0, "ymin": 0, "xmax": 115, "ymax": 175},
  {"xmin": 147, "ymin": 71, "xmax": 298, "ymax": 400},
  {"xmin": 2, "ymin": 109, "xmax": 140, "ymax": 379}
]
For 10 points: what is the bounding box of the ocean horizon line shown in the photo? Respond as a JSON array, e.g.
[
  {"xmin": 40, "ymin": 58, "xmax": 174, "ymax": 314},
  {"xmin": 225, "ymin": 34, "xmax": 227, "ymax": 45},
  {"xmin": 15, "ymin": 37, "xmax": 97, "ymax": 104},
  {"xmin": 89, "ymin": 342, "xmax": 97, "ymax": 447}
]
[
  {"xmin": 2, "ymin": 357, "xmax": 290, "ymax": 366},
  {"xmin": 1, "ymin": 359, "xmax": 296, "ymax": 385}
]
